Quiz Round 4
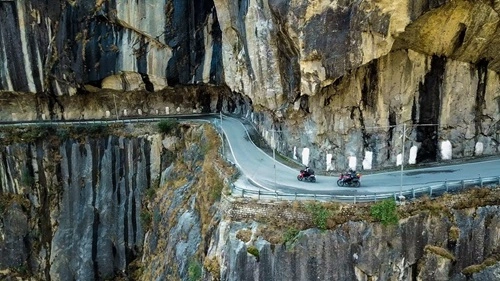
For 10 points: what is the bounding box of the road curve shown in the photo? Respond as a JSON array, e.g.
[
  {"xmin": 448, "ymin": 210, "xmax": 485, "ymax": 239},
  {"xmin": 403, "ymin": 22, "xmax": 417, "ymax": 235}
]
[
  {"xmin": 1, "ymin": 113, "xmax": 498, "ymax": 198},
  {"xmin": 220, "ymin": 115, "xmax": 500, "ymax": 197}
]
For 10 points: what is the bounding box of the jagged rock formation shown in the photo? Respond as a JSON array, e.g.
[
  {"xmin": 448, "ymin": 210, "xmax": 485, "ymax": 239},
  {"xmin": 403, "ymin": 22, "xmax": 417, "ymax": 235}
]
[
  {"xmin": 208, "ymin": 201, "xmax": 500, "ymax": 281},
  {"xmin": 0, "ymin": 129, "xmax": 162, "ymax": 279},
  {"xmin": 1, "ymin": 0, "xmax": 499, "ymax": 171},
  {"xmin": 0, "ymin": 123, "xmax": 233, "ymax": 280},
  {"xmin": 0, "ymin": 124, "xmax": 498, "ymax": 280},
  {"xmin": 1, "ymin": 1, "xmax": 500, "ymax": 279}
]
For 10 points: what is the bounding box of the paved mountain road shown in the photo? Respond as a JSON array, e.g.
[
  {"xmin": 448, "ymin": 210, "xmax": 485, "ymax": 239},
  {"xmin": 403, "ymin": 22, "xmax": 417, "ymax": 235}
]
[
  {"xmin": 1, "ymin": 114, "xmax": 497, "ymax": 198},
  {"xmin": 220, "ymin": 116, "xmax": 500, "ymax": 197}
]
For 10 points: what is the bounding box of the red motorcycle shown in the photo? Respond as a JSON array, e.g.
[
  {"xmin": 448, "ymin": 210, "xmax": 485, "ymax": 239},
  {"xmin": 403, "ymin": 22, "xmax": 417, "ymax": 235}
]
[
  {"xmin": 337, "ymin": 172, "xmax": 361, "ymax": 187},
  {"xmin": 297, "ymin": 169, "xmax": 316, "ymax": 182}
]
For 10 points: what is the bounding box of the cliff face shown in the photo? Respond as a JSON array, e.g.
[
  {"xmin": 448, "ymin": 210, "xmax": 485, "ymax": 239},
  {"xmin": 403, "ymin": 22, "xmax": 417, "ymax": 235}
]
[
  {"xmin": 0, "ymin": 125, "xmax": 499, "ymax": 280},
  {"xmin": 0, "ymin": 123, "xmax": 234, "ymax": 280},
  {"xmin": 0, "ymin": 0, "xmax": 221, "ymax": 94},
  {"xmin": 0, "ymin": 132, "xmax": 160, "ymax": 279},
  {"xmin": 209, "ymin": 203, "xmax": 500, "ymax": 281},
  {"xmin": 1, "ymin": 0, "xmax": 499, "ymax": 170}
]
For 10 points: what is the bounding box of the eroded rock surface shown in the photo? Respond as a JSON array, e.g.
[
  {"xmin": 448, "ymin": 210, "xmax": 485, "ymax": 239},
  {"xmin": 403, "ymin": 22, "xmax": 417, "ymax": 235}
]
[{"xmin": 208, "ymin": 205, "xmax": 500, "ymax": 281}]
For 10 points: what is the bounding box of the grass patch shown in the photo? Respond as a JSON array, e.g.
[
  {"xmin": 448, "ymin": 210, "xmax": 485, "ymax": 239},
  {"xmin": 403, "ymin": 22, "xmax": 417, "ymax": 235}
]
[
  {"xmin": 188, "ymin": 259, "xmax": 202, "ymax": 281},
  {"xmin": 449, "ymin": 226, "xmax": 460, "ymax": 242},
  {"xmin": 236, "ymin": 229, "xmax": 252, "ymax": 243},
  {"xmin": 140, "ymin": 210, "xmax": 152, "ymax": 230},
  {"xmin": 370, "ymin": 199, "xmax": 398, "ymax": 226},
  {"xmin": 203, "ymin": 257, "xmax": 220, "ymax": 281},
  {"xmin": 157, "ymin": 119, "xmax": 179, "ymax": 135},
  {"xmin": 210, "ymin": 177, "xmax": 224, "ymax": 201},
  {"xmin": 462, "ymin": 264, "xmax": 485, "ymax": 275},
  {"xmin": 283, "ymin": 227, "xmax": 300, "ymax": 244},
  {"xmin": 424, "ymin": 245, "xmax": 456, "ymax": 261},
  {"xmin": 461, "ymin": 253, "xmax": 500, "ymax": 275},
  {"xmin": 306, "ymin": 202, "xmax": 330, "ymax": 230}
]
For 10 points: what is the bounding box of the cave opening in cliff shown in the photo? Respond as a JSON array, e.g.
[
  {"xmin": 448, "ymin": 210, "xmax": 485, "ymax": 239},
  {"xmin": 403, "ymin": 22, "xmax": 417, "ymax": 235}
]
[{"xmin": 416, "ymin": 56, "xmax": 445, "ymax": 163}]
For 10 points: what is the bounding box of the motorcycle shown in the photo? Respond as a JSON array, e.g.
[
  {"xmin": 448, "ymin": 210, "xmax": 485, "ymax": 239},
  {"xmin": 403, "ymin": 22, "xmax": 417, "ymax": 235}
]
[
  {"xmin": 337, "ymin": 172, "xmax": 361, "ymax": 187},
  {"xmin": 297, "ymin": 169, "xmax": 316, "ymax": 182}
]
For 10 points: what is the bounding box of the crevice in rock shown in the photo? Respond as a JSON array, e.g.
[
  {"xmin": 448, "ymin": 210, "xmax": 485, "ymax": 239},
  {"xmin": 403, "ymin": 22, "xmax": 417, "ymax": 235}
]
[
  {"xmin": 197, "ymin": 88, "xmax": 212, "ymax": 113},
  {"xmin": 34, "ymin": 141, "xmax": 53, "ymax": 281},
  {"xmin": 91, "ymin": 207, "xmax": 99, "ymax": 280},
  {"xmin": 416, "ymin": 55, "xmax": 445, "ymax": 163},
  {"xmin": 388, "ymin": 111, "xmax": 396, "ymax": 160},
  {"xmin": 361, "ymin": 60, "xmax": 378, "ymax": 110},
  {"xmin": 474, "ymin": 59, "xmax": 488, "ymax": 150},
  {"xmin": 411, "ymin": 262, "xmax": 418, "ymax": 280},
  {"xmin": 209, "ymin": 7, "xmax": 223, "ymax": 84},
  {"xmin": 46, "ymin": 88, "xmax": 65, "ymax": 120},
  {"xmin": 453, "ymin": 23, "xmax": 467, "ymax": 51},
  {"xmin": 300, "ymin": 95, "xmax": 310, "ymax": 113},
  {"xmin": 140, "ymin": 73, "xmax": 154, "ymax": 92},
  {"xmin": 123, "ymin": 140, "xmax": 130, "ymax": 265},
  {"xmin": 271, "ymin": 7, "xmax": 301, "ymax": 104}
]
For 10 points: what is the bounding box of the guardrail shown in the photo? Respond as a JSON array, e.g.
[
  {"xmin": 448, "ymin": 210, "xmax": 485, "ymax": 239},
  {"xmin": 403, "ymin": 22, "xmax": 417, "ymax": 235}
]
[{"xmin": 229, "ymin": 176, "xmax": 500, "ymax": 203}]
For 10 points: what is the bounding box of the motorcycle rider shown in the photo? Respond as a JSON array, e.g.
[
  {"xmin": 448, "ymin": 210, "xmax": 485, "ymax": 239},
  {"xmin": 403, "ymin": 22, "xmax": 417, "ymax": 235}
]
[
  {"xmin": 303, "ymin": 166, "xmax": 311, "ymax": 177},
  {"xmin": 345, "ymin": 168, "xmax": 357, "ymax": 182},
  {"xmin": 350, "ymin": 168, "xmax": 357, "ymax": 178}
]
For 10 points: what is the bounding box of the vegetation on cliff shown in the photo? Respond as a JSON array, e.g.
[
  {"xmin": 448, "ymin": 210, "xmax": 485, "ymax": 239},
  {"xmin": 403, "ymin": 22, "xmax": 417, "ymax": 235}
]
[{"xmin": 227, "ymin": 186, "xmax": 500, "ymax": 245}]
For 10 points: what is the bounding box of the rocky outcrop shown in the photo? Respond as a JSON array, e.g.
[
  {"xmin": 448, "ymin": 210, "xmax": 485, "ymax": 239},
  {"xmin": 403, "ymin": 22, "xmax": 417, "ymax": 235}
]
[
  {"xmin": 0, "ymin": 123, "xmax": 232, "ymax": 280},
  {"xmin": 215, "ymin": 0, "xmax": 500, "ymax": 170},
  {"xmin": 0, "ymin": 124, "xmax": 498, "ymax": 280},
  {"xmin": 208, "ymin": 204, "xmax": 500, "ymax": 281},
  {"xmin": 0, "ymin": 0, "xmax": 221, "ymax": 95},
  {"xmin": 2, "ymin": 0, "xmax": 499, "ymax": 171}
]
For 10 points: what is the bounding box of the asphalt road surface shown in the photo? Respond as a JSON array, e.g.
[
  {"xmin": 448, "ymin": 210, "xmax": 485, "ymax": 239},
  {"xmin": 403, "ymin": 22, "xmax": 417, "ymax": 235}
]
[{"xmin": 220, "ymin": 116, "xmax": 500, "ymax": 196}]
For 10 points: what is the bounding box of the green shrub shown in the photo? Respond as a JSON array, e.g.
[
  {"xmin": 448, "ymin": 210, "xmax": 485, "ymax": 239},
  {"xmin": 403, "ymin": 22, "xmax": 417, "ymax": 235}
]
[
  {"xmin": 157, "ymin": 119, "xmax": 179, "ymax": 135},
  {"xmin": 283, "ymin": 227, "xmax": 300, "ymax": 244},
  {"xmin": 21, "ymin": 124, "xmax": 56, "ymax": 142},
  {"xmin": 188, "ymin": 259, "xmax": 202, "ymax": 281},
  {"xmin": 247, "ymin": 246, "xmax": 260, "ymax": 261},
  {"xmin": 21, "ymin": 167, "xmax": 34, "ymax": 187},
  {"xmin": 87, "ymin": 124, "xmax": 106, "ymax": 135},
  {"xmin": 140, "ymin": 210, "xmax": 152, "ymax": 229},
  {"xmin": 370, "ymin": 199, "xmax": 398, "ymax": 226},
  {"xmin": 306, "ymin": 202, "xmax": 329, "ymax": 230}
]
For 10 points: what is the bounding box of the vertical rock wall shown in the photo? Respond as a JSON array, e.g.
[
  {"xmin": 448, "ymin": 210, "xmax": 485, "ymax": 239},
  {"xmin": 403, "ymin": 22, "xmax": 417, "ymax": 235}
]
[
  {"xmin": 1, "ymin": 0, "xmax": 500, "ymax": 169},
  {"xmin": 0, "ymin": 0, "xmax": 222, "ymax": 95},
  {"xmin": 0, "ymin": 135, "xmax": 161, "ymax": 280},
  {"xmin": 208, "ymin": 206, "xmax": 500, "ymax": 281}
]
